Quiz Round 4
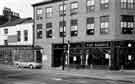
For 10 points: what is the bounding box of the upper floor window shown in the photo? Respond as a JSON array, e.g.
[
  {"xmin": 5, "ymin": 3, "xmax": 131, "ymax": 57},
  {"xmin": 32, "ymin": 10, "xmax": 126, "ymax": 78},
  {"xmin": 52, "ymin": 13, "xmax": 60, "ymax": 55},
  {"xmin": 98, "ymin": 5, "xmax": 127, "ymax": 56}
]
[
  {"xmin": 100, "ymin": 0, "xmax": 109, "ymax": 9},
  {"xmin": 24, "ymin": 30, "xmax": 28, "ymax": 41},
  {"xmin": 17, "ymin": 31, "xmax": 21, "ymax": 41},
  {"xmin": 4, "ymin": 40, "xmax": 8, "ymax": 45},
  {"xmin": 36, "ymin": 8, "xmax": 43, "ymax": 20},
  {"xmin": 87, "ymin": 0, "xmax": 95, "ymax": 12},
  {"xmin": 36, "ymin": 24, "xmax": 42, "ymax": 39},
  {"xmin": 70, "ymin": 19, "xmax": 78, "ymax": 36},
  {"xmin": 59, "ymin": 21, "xmax": 66, "ymax": 37},
  {"xmin": 46, "ymin": 7, "xmax": 52, "ymax": 18},
  {"xmin": 121, "ymin": 15, "xmax": 134, "ymax": 34},
  {"xmin": 70, "ymin": 2, "xmax": 78, "ymax": 15},
  {"xmin": 46, "ymin": 22, "xmax": 52, "ymax": 38},
  {"xmin": 4, "ymin": 29, "xmax": 8, "ymax": 34},
  {"xmin": 59, "ymin": 4, "xmax": 66, "ymax": 16},
  {"xmin": 86, "ymin": 17, "xmax": 95, "ymax": 35},
  {"xmin": 121, "ymin": 0, "xmax": 134, "ymax": 9},
  {"xmin": 100, "ymin": 16, "xmax": 110, "ymax": 34}
]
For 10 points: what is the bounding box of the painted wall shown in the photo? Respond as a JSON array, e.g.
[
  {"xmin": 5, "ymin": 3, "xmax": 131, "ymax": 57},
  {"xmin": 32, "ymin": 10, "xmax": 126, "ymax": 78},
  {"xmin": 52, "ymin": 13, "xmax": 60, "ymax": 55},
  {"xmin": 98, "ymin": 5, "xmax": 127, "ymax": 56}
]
[{"xmin": 0, "ymin": 23, "xmax": 33, "ymax": 45}]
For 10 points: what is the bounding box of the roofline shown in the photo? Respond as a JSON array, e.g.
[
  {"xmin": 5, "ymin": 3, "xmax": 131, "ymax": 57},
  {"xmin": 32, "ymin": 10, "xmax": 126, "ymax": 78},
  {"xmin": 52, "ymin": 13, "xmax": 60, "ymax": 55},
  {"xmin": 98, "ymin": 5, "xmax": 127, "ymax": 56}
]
[
  {"xmin": 0, "ymin": 18, "xmax": 33, "ymax": 28},
  {"xmin": 32, "ymin": 0, "xmax": 67, "ymax": 7}
]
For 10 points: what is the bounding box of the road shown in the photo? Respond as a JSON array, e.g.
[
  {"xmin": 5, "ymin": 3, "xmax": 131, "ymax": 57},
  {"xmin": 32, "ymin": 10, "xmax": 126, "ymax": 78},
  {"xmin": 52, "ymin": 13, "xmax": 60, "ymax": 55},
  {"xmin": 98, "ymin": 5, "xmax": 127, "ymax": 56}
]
[{"xmin": 0, "ymin": 65, "xmax": 133, "ymax": 84}]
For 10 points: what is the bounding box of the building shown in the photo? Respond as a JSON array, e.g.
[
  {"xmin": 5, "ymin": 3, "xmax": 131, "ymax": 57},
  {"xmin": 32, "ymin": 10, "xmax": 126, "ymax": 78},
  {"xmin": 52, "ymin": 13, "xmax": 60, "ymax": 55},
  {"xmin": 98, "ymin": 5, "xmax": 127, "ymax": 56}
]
[
  {"xmin": 32, "ymin": 0, "xmax": 135, "ymax": 70},
  {"xmin": 0, "ymin": 7, "xmax": 42, "ymax": 64}
]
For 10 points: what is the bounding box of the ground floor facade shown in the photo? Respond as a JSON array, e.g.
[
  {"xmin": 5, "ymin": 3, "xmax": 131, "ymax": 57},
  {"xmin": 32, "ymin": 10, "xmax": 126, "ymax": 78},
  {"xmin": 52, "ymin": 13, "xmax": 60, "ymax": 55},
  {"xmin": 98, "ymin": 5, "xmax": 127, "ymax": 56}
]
[
  {"xmin": 0, "ymin": 45, "xmax": 42, "ymax": 65},
  {"xmin": 41, "ymin": 40, "xmax": 135, "ymax": 70}
]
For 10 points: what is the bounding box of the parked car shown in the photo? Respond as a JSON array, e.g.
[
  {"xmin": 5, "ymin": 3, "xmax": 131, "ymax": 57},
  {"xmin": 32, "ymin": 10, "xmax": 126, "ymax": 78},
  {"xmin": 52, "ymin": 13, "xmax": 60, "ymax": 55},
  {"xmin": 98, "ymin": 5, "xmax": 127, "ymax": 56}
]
[{"xmin": 14, "ymin": 61, "xmax": 42, "ymax": 69}]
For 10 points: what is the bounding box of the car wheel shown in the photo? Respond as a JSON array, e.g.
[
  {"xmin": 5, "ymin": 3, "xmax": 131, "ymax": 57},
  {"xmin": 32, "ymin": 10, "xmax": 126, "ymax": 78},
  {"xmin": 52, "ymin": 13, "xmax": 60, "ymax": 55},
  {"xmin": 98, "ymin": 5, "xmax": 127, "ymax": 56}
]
[{"xmin": 29, "ymin": 65, "xmax": 34, "ymax": 69}]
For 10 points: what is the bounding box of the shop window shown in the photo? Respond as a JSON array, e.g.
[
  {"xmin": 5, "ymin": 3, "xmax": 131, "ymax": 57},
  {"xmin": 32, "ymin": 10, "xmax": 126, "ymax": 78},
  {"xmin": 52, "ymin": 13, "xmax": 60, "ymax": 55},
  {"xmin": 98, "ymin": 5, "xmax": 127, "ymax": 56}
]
[
  {"xmin": 46, "ymin": 22, "xmax": 53, "ymax": 38},
  {"xmin": 59, "ymin": 21, "xmax": 66, "ymax": 37},
  {"xmin": 70, "ymin": 19, "xmax": 78, "ymax": 36},
  {"xmin": 100, "ymin": 0, "xmax": 109, "ymax": 9},
  {"xmin": 86, "ymin": 17, "xmax": 95, "ymax": 35},
  {"xmin": 121, "ymin": 15, "xmax": 134, "ymax": 34},
  {"xmin": 36, "ymin": 24, "xmax": 42, "ymax": 39},
  {"xmin": 87, "ymin": 0, "xmax": 95, "ymax": 12},
  {"xmin": 100, "ymin": 16, "xmax": 110, "ymax": 34}
]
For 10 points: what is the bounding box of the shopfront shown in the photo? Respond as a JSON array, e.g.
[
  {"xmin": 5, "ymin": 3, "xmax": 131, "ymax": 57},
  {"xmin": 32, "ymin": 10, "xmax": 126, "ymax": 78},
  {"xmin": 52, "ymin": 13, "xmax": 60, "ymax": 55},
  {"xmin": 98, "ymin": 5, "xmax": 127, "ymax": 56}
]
[{"xmin": 52, "ymin": 40, "xmax": 135, "ymax": 70}]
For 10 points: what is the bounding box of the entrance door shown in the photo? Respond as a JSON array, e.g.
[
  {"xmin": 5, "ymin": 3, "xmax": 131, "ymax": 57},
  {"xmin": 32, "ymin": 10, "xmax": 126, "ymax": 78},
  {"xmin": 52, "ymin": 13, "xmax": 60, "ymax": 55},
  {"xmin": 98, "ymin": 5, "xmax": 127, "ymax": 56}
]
[
  {"xmin": 52, "ymin": 49, "xmax": 64, "ymax": 67},
  {"xmin": 36, "ymin": 51, "xmax": 42, "ymax": 63}
]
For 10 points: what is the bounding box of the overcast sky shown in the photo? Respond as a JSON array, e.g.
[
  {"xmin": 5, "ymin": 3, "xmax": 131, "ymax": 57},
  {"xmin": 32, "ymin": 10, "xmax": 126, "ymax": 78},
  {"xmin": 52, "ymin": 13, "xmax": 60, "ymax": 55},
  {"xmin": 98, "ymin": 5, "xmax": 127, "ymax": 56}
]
[{"xmin": 0, "ymin": 0, "xmax": 44, "ymax": 18}]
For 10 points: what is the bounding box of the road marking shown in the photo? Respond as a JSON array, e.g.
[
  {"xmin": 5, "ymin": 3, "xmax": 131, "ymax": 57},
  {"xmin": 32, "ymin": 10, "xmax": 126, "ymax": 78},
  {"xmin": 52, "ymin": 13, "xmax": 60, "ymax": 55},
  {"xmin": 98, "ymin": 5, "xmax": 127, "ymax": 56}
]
[
  {"xmin": 52, "ymin": 78, "xmax": 62, "ymax": 81},
  {"xmin": 14, "ymin": 81, "xmax": 47, "ymax": 84}
]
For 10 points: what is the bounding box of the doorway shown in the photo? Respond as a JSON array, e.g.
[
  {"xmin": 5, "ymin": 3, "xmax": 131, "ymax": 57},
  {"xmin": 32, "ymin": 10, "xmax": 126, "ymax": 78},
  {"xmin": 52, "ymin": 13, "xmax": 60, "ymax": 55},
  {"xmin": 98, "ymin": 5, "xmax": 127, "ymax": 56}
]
[{"xmin": 52, "ymin": 49, "xmax": 64, "ymax": 67}]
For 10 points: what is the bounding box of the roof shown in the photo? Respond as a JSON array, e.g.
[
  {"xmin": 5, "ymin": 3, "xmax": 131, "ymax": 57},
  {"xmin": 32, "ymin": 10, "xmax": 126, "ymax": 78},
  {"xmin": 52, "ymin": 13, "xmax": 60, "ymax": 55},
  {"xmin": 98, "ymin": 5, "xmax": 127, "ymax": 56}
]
[
  {"xmin": 32, "ymin": 0, "xmax": 67, "ymax": 7},
  {"xmin": 0, "ymin": 18, "xmax": 33, "ymax": 28}
]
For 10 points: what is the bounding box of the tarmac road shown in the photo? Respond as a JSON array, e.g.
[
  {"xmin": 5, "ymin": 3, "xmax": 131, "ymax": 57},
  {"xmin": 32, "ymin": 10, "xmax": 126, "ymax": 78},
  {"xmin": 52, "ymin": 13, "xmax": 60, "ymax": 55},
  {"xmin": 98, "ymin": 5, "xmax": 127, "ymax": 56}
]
[{"xmin": 0, "ymin": 64, "xmax": 133, "ymax": 84}]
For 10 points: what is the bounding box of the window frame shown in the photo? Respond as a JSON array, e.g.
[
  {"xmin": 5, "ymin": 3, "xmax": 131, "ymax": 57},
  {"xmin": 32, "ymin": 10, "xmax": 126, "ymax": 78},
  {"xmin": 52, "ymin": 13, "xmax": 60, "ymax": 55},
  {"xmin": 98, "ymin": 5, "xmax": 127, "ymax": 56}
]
[
  {"xmin": 46, "ymin": 22, "xmax": 53, "ymax": 38},
  {"xmin": 36, "ymin": 24, "xmax": 43, "ymax": 39},
  {"xmin": 100, "ymin": 16, "xmax": 110, "ymax": 34},
  {"xmin": 59, "ymin": 21, "xmax": 66, "ymax": 37},
  {"xmin": 24, "ymin": 30, "xmax": 28, "ymax": 41},
  {"xmin": 86, "ymin": 17, "xmax": 95, "ymax": 35},
  {"xmin": 70, "ymin": 19, "xmax": 78, "ymax": 36},
  {"xmin": 46, "ymin": 7, "xmax": 53, "ymax": 18},
  {"xmin": 36, "ymin": 8, "xmax": 43, "ymax": 20},
  {"xmin": 100, "ymin": 0, "xmax": 110, "ymax": 9},
  {"xmin": 70, "ymin": 2, "xmax": 79, "ymax": 15},
  {"xmin": 86, "ymin": 0, "xmax": 95, "ymax": 12}
]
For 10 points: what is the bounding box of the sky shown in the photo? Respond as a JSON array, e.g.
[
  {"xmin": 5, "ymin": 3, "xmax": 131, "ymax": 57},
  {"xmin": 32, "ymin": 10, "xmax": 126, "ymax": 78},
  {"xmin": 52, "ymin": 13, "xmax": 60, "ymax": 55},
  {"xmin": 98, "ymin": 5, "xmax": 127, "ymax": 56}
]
[{"xmin": 0, "ymin": 0, "xmax": 45, "ymax": 18}]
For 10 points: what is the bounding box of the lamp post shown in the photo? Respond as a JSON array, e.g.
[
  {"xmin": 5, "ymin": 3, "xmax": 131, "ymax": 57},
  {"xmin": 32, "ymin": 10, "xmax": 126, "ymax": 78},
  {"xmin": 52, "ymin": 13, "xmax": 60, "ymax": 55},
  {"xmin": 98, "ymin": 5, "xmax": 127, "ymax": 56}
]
[{"xmin": 62, "ymin": 0, "xmax": 65, "ymax": 70}]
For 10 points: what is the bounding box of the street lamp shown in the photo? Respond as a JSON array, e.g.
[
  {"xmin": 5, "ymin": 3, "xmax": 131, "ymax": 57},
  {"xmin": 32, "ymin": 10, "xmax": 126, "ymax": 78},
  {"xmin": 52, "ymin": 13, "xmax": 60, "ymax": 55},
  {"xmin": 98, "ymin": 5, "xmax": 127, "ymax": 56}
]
[{"xmin": 62, "ymin": 0, "xmax": 65, "ymax": 70}]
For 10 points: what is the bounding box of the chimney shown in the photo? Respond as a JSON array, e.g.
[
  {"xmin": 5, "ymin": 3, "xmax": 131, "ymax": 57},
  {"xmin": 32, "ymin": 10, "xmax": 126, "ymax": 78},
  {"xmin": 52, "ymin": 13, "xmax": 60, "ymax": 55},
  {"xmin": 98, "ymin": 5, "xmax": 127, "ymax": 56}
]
[{"xmin": 3, "ymin": 7, "xmax": 20, "ymax": 22}]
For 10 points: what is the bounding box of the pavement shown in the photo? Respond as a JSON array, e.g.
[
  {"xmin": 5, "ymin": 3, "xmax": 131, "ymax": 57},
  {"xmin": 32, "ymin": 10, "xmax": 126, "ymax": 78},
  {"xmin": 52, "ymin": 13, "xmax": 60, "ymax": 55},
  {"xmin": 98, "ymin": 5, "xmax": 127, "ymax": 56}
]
[
  {"xmin": 41, "ymin": 67, "xmax": 135, "ymax": 83},
  {"xmin": 1, "ymin": 64, "xmax": 135, "ymax": 83}
]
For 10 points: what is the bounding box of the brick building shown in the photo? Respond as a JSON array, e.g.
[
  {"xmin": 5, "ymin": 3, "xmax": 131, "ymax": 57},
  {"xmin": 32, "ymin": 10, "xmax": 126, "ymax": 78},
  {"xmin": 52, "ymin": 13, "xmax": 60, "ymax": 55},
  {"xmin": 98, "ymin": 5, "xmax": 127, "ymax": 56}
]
[{"xmin": 32, "ymin": 0, "xmax": 135, "ymax": 70}]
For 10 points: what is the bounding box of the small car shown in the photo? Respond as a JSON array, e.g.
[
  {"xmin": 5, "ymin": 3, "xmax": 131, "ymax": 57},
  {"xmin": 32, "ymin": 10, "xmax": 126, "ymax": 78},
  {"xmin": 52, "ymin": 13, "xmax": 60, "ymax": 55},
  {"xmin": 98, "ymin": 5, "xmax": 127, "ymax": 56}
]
[{"xmin": 14, "ymin": 61, "xmax": 42, "ymax": 69}]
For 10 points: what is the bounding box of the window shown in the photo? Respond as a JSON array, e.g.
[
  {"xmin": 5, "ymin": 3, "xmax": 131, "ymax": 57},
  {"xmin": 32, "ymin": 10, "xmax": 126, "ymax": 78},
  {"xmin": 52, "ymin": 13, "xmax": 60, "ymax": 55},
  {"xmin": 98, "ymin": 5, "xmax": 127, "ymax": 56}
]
[
  {"xmin": 4, "ymin": 29, "xmax": 8, "ymax": 34},
  {"xmin": 86, "ymin": 17, "xmax": 95, "ymax": 35},
  {"xmin": 59, "ymin": 4, "xmax": 66, "ymax": 16},
  {"xmin": 4, "ymin": 40, "xmax": 8, "ymax": 45},
  {"xmin": 120, "ymin": 0, "xmax": 134, "ymax": 9},
  {"xmin": 100, "ymin": 0, "xmax": 109, "ymax": 9},
  {"xmin": 46, "ymin": 22, "xmax": 52, "ymax": 38},
  {"xmin": 46, "ymin": 7, "xmax": 52, "ymax": 18},
  {"xmin": 24, "ymin": 30, "xmax": 28, "ymax": 41},
  {"xmin": 87, "ymin": 0, "xmax": 95, "ymax": 12},
  {"xmin": 17, "ymin": 31, "xmax": 21, "ymax": 41},
  {"xmin": 70, "ymin": 2, "xmax": 78, "ymax": 15},
  {"xmin": 100, "ymin": 16, "xmax": 110, "ymax": 34},
  {"xmin": 36, "ymin": 8, "xmax": 43, "ymax": 20},
  {"xmin": 121, "ymin": 15, "xmax": 134, "ymax": 34},
  {"xmin": 36, "ymin": 24, "xmax": 42, "ymax": 39},
  {"xmin": 70, "ymin": 19, "xmax": 78, "ymax": 36},
  {"xmin": 59, "ymin": 21, "xmax": 66, "ymax": 37}
]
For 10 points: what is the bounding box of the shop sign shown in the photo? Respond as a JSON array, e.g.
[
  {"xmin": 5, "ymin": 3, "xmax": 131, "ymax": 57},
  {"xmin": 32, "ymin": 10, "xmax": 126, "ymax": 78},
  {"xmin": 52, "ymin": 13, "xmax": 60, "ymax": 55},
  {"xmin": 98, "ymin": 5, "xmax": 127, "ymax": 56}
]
[{"xmin": 95, "ymin": 42, "xmax": 109, "ymax": 47}]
